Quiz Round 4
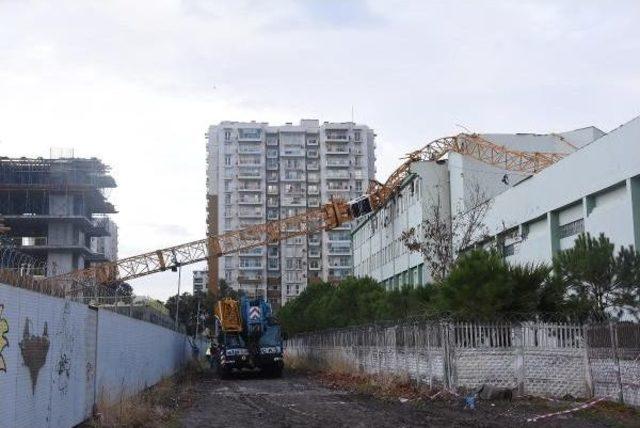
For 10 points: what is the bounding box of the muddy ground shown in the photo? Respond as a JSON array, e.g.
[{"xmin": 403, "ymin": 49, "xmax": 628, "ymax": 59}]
[{"xmin": 174, "ymin": 371, "xmax": 638, "ymax": 428}]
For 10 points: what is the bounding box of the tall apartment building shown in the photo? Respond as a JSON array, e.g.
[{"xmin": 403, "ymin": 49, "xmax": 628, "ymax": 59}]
[
  {"xmin": 0, "ymin": 157, "xmax": 117, "ymax": 276},
  {"xmin": 206, "ymin": 119, "xmax": 376, "ymax": 308}
]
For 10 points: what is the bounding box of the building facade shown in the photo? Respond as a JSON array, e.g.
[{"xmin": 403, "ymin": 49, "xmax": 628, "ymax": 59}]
[
  {"xmin": 206, "ymin": 119, "xmax": 376, "ymax": 307},
  {"xmin": 192, "ymin": 270, "xmax": 208, "ymax": 295},
  {"xmin": 353, "ymin": 120, "xmax": 640, "ymax": 289},
  {"xmin": 91, "ymin": 218, "xmax": 118, "ymax": 262},
  {"xmin": 0, "ymin": 157, "xmax": 117, "ymax": 276}
]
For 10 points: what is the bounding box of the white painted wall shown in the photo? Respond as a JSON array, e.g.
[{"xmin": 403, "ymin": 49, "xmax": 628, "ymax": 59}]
[
  {"xmin": 95, "ymin": 310, "xmax": 192, "ymax": 401},
  {"xmin": 0, "ymin": 284, "xmax": 205, "ymax": 428}
]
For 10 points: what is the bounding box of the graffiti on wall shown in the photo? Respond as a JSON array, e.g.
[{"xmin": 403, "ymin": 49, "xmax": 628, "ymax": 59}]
[
  {"xmin": 55, "ymin": 301, "xmax": 74, "ymax": 395},
  {"xmin": 0, "ymin": 304, "xmax": 8, "ymax": 372},
  {"xmin": 19, "ymin": 318, "xmax": 50, "ymax": 393}
]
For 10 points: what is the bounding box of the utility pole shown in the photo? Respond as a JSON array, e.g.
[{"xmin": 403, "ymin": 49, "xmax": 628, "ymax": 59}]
[
  {"xmin": 175, "ymin": 265, "xmax": 182, "ymax": 328},
  {"xmin": 194, "ymin": 295, "xmax": 201, "ymax": 338}
]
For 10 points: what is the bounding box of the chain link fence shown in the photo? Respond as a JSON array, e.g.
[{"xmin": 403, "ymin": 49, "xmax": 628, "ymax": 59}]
[{"xmin": 287, "ymin": 320, "xmax": 640, "ymax": 406}]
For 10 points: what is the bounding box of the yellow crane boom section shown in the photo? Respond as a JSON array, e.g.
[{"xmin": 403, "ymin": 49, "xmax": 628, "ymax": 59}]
[{"xmin": 40, "ymin": 133, "xmax": 567, "ymax": 293}]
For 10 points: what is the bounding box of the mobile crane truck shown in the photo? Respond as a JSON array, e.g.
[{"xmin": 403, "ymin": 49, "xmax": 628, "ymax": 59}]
[{"xmin": 211, "ymin": 296, "xmax": 284, "ymax": 378}]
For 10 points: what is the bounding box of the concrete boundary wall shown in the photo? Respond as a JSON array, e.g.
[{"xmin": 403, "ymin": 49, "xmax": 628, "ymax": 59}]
[
  {"xmin": 287, "ymin": 321, "xmax": 640, "ymax": 407},
  {"xmin": 0, "ymin": 284, "xmax": 206, "ymax": 428}
]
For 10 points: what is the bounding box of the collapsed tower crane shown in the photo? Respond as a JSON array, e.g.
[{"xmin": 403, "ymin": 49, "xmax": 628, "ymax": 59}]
[{"xmin": 41, "ymin": 133, "xmax": 567, "ymax": 296}]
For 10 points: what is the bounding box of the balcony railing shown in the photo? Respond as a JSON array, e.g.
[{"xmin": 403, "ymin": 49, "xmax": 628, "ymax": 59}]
[
  {"xmin": 280, "ymin": 148, "xmax": 305, "ymax": 157},
  {"xmin": 238, "ymin": 185, "xmax": 261, "ymax": 192},
  {"xmin": 238, "ymin": 145, "xmax": 262, "ymax": 153},
  {"xmin": 283, "ymin": 197, "xmax": 305, "ymax": 206},
  {"xmin": 239, "ymin": 209, "xmax": 263, "ymax": 217},
  {"xmin": 326, "ymin": 159, "xmax": 350, "ymax": 167},
  {"xmin": 238, "ymin": 196, "xmax": 262, "ymax": 204},
  {"xmin": 325, "ymin": 132, "xmax": 348, "ymax": 141},
  {"xmin": 328, "ymin": 244, "xmax": 351, "ymax": 255},
  {"xmin": 282, "ymin": 173, "xmax": 305, "ymax": 181},
  {"xmin": 326, "ymin": 146, "xmax": 349, "ymax": 154},
  {"xmin": 238, "ymin": 169, "xmax": 261, "ymax": 178},
  {"xmin": 326, "ymin": 171, "xmax": 350, "ymax": 179}
]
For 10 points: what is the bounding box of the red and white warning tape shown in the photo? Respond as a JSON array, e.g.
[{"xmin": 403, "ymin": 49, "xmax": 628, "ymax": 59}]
[{"xmin": 526, "ymin": 397, "xmax": 606, "ymax": 423}]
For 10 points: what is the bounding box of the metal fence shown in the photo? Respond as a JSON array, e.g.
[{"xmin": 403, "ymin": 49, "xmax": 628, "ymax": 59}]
[{"xmin": 287, "ymin": 320, "xmax": 640, "ymax": 406}]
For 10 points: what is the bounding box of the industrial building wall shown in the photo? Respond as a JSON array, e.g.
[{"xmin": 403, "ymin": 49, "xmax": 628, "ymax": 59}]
[
  {"xmin": 485, "ymin": 116, "xmax": 640, "ymax": 263},
  {"xmin": 0, "ymin": 284, "xmax": 205, "ymax": 428}
]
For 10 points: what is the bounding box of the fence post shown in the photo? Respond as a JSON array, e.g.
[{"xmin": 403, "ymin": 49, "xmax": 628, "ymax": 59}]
[
  {"xmin": 583, "ymin": 324, "xmax": 594, "ymax": 398},
  {"xmin": 442, "ymin": 321, "xmax": 457, "ymax": 390},
  {"xmin": 414, "ymin": 323, "xmax": 420, "ymax": 385},
  {"xmin": 513, "ymin": 322, "xmax": 525, "ymax": 396},
  {"xmin": 609, "ymin": 322, "xmax": 625, "ymax": 404}
]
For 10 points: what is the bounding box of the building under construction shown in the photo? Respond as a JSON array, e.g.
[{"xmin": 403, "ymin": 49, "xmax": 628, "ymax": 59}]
[{"xmin": 0, "ymin": 156, "xmax": 117, "ymax": 276}]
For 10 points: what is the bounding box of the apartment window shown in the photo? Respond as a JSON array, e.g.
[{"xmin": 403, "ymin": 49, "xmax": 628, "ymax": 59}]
[
  {"xmin": 224, "ymin": 155, "xmax": 232, "ymax": 166},
  {"xmin": 225, "ymin": 270, "xmax": 233, "ymax": 281},
  {"xmin": 224, "ymin": 193, "xmax": 232, "ymax": 204},
  {"xmin": 503, "ymin": 243, "xmax": 515, "ymax": 257},
  {"xmin": 355, "ymin": 180, "xmax": 363, "ymax": 193},
  {"xmin": 354, "ymin": 130, "xmax": 361, "ymax": 141},
  {"xmin": 559, "ymin": 218, "xmax": 585, "ymax": 239},
  {"xmin": 224, "ymin": 130, "xmax": 231, "ymax": 140}
]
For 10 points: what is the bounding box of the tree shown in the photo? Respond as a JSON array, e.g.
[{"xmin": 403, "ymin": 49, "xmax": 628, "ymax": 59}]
[
  {"xmin": 553, "ymin": 233, "xmax": 640, "ymax": 320},
  {"xmin": 435, "ymin": 249, "xmax": 556, "ymax": 319},
  {"xmin": 401, "ymin": 182, "xmax": 491, "ymax": 282}
]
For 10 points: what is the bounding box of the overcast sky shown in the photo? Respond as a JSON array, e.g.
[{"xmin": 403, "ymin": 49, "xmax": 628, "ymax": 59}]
[{"xmin": 1, "ymin": 0, "xmax": 639, "ymax": 301}]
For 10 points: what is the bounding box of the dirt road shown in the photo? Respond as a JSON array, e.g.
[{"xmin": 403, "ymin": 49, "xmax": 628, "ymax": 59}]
[{"xmin": 175, "ymin": 372, "xmax": 634, "ymax": 427}]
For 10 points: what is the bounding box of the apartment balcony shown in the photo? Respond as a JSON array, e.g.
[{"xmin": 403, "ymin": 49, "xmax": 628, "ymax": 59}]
[
  {"xmin": 307, "ymin": 174, "xmax": 320, "ymax": 183},
  {"xmin": 239, "ymin": 247, "xmax": 263, "ymax": 256},
  {"xmin": 238, "ymin": 209, "xmax": 263, "ymax": 218},
  {"xmin": 267, "ymin": 212, "xmax": 279, "ymax": 220},
  {"xmin": 281, "ymin": 173, "xmax": 305, "ymax": 182},
  {"xmin": 308, "ymin": 249, "xmax": 321, "ymax": 258},
  {"xmin": 237, "ymin": 275, "xmax": 263, "ymax": 283},
  {"xmin": 325, "ymin": 171, "xmax": 350, "ymax": 179},
  {"xmin": 280, "ymin": 148, "xmax": 305, "ymax": 157},
  {"xmin": 282, "ymin": 197, "xmax": 305, "ymax": 206},
  {"xmin": 237, "ymin": 169, "xmax": 262, "ymax": 179},
  {"xmin": 307, "ymin": 162, "xmax": 319, "ymax": 171},
  {"xmin": 238, "ymin": 185, "xmax": 262, "ymax": 192},
  {"xmin": 328, "ymin": 244, "xmax": 351, "ymax": 255},
  {"xmin": 325, "ymin": 146, "xmax": 349, "ymax": 154},
  {"xmin": 238, "ymin": 160, "xmax": 263, "ymax": 167},
  {"xmin": 239, "ymin": 264, "xmax": 263, "ymax": 270},
  {"xmin": 307, "ymin": 188, "xmax": 319, "ymax": 195},
  {"xmin": 307, "ymin": 200, "xmax": 320, "ymax": 208},
  {"xmin": 324, "ymin": 132, "xmax": 349, "ymax": 141},
  {"xmin": 326, "ymin": 159, "xmax": 350, "ymax": 168},
  {"xmin": 238, "ymin": 145, "xmax": 263, "ymax": 154},
  {"xmin": 238, "ymin": 196, "xmax": 262, "ymax": 205},
  {"xmin": 267, "ymin": 199, "xmax": 279, "ymax": 208},
  {"xmin": 306, "ymin": 149, "xmax": 319, "ymax": 158},
  {"xmin": 237, "ymin": 130, "xmax": 262, "ymax": 141},
  {"xmin": 326, "ymin": 186, "xmax": 350, "ymax": 192}
]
